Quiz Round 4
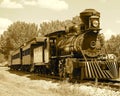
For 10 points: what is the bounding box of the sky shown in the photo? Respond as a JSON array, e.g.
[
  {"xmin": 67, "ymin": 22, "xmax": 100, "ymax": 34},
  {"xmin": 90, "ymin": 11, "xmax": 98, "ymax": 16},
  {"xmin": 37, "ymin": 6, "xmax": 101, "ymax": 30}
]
[{"xmin": 0, "ymin": 0, "xmax": 120, "ymax": 40}]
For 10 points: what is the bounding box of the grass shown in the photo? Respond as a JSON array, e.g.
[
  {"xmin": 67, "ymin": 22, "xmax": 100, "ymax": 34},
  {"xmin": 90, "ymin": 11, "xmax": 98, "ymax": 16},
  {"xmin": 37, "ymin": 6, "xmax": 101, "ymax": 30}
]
[{"xmin": 49, "ymin": 81, "xmax": 120, "ymax": 96}]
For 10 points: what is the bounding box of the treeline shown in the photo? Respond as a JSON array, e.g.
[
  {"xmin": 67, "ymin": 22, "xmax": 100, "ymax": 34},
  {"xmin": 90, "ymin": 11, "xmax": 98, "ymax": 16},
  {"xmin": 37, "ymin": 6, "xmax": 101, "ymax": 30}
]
[
  {"xmin": 105, "ymin": 35, "xmax": 120, "ymax": 57},
  {"xmin": 0, "ymin": 15, "xmax": 119, "ymax": 61},
  {"xmin": 0, "ymin": 16, "xmax": 80, "ymax": 60}
]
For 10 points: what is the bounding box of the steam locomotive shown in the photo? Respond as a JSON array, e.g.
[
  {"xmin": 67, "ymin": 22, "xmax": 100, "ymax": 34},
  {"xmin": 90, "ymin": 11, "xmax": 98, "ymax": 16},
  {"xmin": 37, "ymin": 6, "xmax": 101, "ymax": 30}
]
[{"xmin": 9, "ymin": 9, "xmax": 119, "ymax": 80}]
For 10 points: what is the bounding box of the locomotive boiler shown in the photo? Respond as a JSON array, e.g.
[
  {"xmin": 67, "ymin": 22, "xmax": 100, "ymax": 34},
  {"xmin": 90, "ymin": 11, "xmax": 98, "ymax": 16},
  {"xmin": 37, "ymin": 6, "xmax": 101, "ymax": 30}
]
[
  {"xmin": 56, "ymin": 27, "xmax": 103, "ymax": 58},
  {"xmin": 9, "ymin": 9, "xmax": 119, "ymax": 81}
]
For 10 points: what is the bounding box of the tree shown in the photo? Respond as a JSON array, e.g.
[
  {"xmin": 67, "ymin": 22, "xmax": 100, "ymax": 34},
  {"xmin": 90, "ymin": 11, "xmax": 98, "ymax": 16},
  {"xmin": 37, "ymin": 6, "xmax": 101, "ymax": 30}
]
[
  {"xmin": 38, "ymin": 16, "xmax": 81, "ymax": 36},
  {"xmin": 105, "ymin": 35, "xmax": 120, "ymax": 56},
  {"xmin": 72, "ymin": 15, "xmax": 81, "ymax": 25},
  {"xmin": 0, "ymin": 15, "xmax": 83, "ymax": 60},
  {"xmin": 7, "ymin": 21, "xmax": 38, "ymax": 48},
  {"xmin": 39, "ymin": 20, "xmax": 65, "ymax": 35},
  {"xmin": 0, "ymin": 21, "xmax": 38, "ymax": 59}
]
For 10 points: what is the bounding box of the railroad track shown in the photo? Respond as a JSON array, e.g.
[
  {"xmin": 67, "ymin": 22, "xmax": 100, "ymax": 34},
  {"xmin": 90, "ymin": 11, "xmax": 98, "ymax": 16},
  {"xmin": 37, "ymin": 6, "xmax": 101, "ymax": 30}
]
[
  {"xmin": 84, "ymin": 80, "xmax": 120, "ymax": 92},
  {"xmin": 31, "ymin": 73, "xmax": 120, "ymax": 91},
  {"xmin": 8, "ymin": 69, "xmax": 120, "ymax": 91}
]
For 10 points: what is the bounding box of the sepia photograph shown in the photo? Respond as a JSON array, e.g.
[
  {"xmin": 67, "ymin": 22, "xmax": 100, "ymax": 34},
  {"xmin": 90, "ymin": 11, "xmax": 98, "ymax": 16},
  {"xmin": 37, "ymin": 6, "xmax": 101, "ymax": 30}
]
[{"xmin": 0, "ymin": 0, "xmax": 120, "ymax": 96}]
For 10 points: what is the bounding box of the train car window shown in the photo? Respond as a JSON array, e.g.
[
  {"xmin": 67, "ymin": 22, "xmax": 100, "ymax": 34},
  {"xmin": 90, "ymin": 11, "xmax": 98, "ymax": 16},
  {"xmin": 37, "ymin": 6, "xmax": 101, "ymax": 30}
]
[
  {"xmin": 44, "ymin": 39, "xmax": 47, "ymax": 48},
  {"xmin": 25, "ymin": 48, "xmax": 30, "ymax": 55},
  {"xmin": 22, "ymin": 51, "xmax": 25, "ymax": 56},
  {"xmin": 12, "ymin": 53, "xmax": 20, "ymax": 59},
  {"xmin": 50, "ymin": 38, "xmax": 56, "ymax": 56},
  {"xmin": 22, "ymin": 48, "xmax": 30, "ymax": 56}
]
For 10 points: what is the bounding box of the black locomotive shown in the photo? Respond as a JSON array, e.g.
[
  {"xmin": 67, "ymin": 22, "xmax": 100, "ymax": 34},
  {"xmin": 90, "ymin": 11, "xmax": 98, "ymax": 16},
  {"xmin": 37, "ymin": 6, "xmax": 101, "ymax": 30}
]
[{"xmin": 9, "ymin": 9, "xmax": 119, "ymax": 80}]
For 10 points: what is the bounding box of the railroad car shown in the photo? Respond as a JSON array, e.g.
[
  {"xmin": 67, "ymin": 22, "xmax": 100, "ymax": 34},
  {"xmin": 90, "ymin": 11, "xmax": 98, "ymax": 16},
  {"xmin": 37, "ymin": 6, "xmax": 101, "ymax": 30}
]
[
  {"xmin": 9, "ymin": 9, "xmax": 119, "ymax": 80},
  {"xmin": 10, "ymin": 48, "xmax": 22, "ymax": 70}
]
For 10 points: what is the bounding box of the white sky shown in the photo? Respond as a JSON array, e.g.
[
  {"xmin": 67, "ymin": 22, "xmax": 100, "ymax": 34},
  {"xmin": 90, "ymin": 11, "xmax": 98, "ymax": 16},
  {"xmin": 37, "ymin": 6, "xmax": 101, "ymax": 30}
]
[{"xmin": 0, "ymin": 0, "xmax": 120, "ymax": 40}]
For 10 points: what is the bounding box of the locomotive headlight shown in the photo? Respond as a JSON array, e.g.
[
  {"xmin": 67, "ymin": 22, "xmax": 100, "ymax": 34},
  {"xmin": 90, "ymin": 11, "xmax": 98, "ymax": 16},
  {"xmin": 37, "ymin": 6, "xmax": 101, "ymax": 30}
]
[{"xmin": 92, "ymin": 20, "xmax": 99, "ymax": 27}]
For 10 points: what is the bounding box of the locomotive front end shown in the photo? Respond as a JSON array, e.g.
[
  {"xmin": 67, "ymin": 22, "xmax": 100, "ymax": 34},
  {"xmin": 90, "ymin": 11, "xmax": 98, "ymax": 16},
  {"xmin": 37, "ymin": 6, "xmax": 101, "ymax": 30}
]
[
  {"xmin": 57, "ymin": 9, "xmax": 104, "ymax": 58},
  {"xmin": 74, "ymin": 31, "xmax": 104, "ymax": 57},
  {"xmin": 77, "ymin": 9, "xmax": 104, "ymax": 57},
  {"xmin": 56, "ymin": 9, "xmax": 118, "ymax": 80}
]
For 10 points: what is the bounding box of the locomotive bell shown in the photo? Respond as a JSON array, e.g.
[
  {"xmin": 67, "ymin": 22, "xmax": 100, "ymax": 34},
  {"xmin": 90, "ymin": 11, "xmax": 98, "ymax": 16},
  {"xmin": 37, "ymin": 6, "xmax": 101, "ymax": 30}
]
[{"xmin": 80, "ymin": 9, "xmax": 100, "ymax": 31}]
